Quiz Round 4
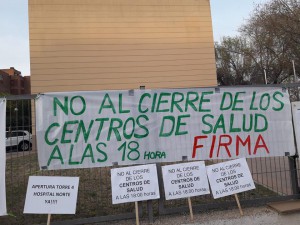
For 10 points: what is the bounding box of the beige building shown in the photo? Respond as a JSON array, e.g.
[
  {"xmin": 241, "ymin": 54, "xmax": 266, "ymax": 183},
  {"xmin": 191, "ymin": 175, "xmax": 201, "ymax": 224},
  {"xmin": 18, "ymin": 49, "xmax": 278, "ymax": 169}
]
[{"xmin": 29, "ymin": 0, "xmax": 216, "ymax": 94}]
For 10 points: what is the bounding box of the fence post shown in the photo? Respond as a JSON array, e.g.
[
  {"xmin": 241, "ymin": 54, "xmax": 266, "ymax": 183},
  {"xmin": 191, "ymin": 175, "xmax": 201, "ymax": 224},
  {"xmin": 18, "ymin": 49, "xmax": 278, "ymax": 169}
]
[
  {"xmin": 288, "ymin": 155, "xmax": 300, "ymax": 195},
  {"xmin": 147, "ymin": 200, "xmax": 154, "ymax": 223},
  {"xmin": 156, "ymin": 163, "xmax": 166, "ymax": 214}
]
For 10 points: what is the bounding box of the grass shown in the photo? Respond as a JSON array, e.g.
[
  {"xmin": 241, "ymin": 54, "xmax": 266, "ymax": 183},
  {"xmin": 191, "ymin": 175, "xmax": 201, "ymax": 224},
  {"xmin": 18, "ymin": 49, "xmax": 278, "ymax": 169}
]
[
  {"xmin": 1, "ymin": 152, "xmax": 134, "ymax": 225},
  {"xmin": 0, "ymin": 153, "xmax": 282, "ymax": 225}
]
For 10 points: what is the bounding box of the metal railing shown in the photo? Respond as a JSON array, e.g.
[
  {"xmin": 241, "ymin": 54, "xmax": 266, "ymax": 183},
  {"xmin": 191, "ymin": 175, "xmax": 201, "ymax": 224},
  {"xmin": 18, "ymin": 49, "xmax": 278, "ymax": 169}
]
[{"xmin": 1, "ymin": 84, "xmax": 300, "ymax": 225}]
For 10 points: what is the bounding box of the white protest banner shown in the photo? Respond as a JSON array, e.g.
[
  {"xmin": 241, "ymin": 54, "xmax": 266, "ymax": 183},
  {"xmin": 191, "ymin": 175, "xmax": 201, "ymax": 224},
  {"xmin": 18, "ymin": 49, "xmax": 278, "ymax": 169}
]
[
  {"xmin": 206, "ymin": 158, "xmax": 255, "ymax": 199},
  {"xmin": 162, "ymin": 161, "xmax": 210, "ymax": 200},
  {"xmin": 291, "ymin": 102, "xmax": 300, "ymax": 155},
  {"xmin": 0, "ymin": 99, "xmax": 6, "ymax": 216},
  {"xmin": 24, "ymin": 176, "xmax": 79, "ymax": 214},
  {"xmin": 111, "ymin": 164, "xmax": 160, "ymax": 204},
  {"xmin": 35, "ymin": 87, "xmax": 295, "ymax": 170}
]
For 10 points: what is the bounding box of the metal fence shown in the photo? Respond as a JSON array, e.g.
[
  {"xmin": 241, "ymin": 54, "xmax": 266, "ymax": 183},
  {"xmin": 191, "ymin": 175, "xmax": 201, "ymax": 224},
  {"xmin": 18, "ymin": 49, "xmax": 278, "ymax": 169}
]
[{"xmin": 1, "ymin": 84, "xmax": 300, "ymax": 225}]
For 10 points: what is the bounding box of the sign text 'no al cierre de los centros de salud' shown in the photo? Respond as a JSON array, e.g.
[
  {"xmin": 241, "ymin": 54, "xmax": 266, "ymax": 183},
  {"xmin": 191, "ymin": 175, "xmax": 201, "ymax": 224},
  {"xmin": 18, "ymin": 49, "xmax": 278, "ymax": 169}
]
[{"xmin": 35, "ymin": 87, "xmax": 295, "ymax": 170}]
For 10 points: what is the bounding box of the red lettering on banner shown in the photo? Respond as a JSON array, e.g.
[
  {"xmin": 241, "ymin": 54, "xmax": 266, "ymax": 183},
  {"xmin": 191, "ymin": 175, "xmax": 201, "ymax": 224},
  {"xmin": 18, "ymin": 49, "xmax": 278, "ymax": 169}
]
[
  {"xmin": 209, "ymin": 135, "xmax": 216, "ymax": 158},
  {"xmin": 253, "ymin": 134, "xmax": 269, "ymax": 154},
  {"xmin": 192, "ymin": 136, "xmax": 207, "ymax": 158},
  {"xmin": 217, "ymin": 135, "xmax": 232, "ymax": 157},
  {"xmin": 192, "ymin": 134, "xmax": 269, "ymax": 159},
  {"xmin": 236, "ymin": 135, "xmax": 251, "ymax": 156}
]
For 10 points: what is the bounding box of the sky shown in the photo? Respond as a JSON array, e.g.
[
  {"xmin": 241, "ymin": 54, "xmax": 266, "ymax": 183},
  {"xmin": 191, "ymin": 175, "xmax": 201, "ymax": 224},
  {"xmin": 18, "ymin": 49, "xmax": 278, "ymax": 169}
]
[{"xmin": 0, "ymin": 0, "xmax": 270, "ymax": 76}]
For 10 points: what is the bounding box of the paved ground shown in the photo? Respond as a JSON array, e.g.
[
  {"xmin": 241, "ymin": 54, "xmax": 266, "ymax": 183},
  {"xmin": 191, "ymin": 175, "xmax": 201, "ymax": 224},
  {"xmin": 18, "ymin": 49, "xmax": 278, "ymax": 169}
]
[
  {"xmin": 185, "ymin": 207, "xmax": 300, "ymax": 225},
  {"xmin": 103, "ymin": 206, "xmax": 300, "ymax": 225}
]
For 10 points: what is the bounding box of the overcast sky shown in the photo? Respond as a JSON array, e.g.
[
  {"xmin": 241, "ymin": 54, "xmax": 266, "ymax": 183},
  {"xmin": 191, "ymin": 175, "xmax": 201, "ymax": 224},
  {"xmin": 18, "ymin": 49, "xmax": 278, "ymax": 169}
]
[{"xmin": 0, "ymin": 0, "xmax": 270, "ymax": 76}]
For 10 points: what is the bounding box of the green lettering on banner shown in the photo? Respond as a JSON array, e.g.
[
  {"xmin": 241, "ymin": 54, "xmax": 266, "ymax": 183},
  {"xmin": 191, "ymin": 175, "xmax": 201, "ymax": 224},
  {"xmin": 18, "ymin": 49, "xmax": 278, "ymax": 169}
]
[
  {"xmin": 45, "ymin": 123, "xmax": 59, "ymax": 145},
  {"xmin": 81, "ymin": 144, "xmax": 95, "ymax": 164},
  {"xmin": 123, "ymin": 117, "xmax": 135, "ymax": 139},
  {"xmin": 199, "ymin": 91, "xmax": 213, "ymax": 112},
  {"xmin": 202, "ymin": 114, "xmax": 213, "ymax": 134},
  {"xmin": 95, "ymin": 118, "xmax": 109, "ymax": 141},
  {"xmin": 229, "ymin": 114, "xmax": 241, "ymax": 132},
  {"xmin": 171, "ymin": 92, "xmax": 184, "ymax": 113},
  {"xmin": 61, "ymin": 120, "xmax": 79, "ymax": 144},
  {"xmin": 220, "ymin": 92, "xmax": 233, "ymax": 110},
  {"xmin": 119, "ymin": 94, "xmax": 130, "ymax": 114},
  {"xmin": 68, "ymin": 144, "xmax": 80, "ymax": 165},
  {"xmin": 243, "ymin": 114, "xmax": 253, "ymax": 132},
  {"xmin": 159, "ymin": 116, "xmax": 175, "ymax": 137},
  {"xmin": 255, "ymin": 114, "xmax": 268, "ymax": 132},
  {"xmin": 272, "ymin": 91, "xmax": 284, "ymax": 111},
  {"xmin": 47, "ymin": 145, "xmax": 64, "ymax": 166},
  {"xmin": 185, "ymin": 92, "xmax": 198, "ymax": 112},
  {"xmin": 99, "ymin": 93, "xmax": 116, "ymax": 114},
  {"xmin": 232, "ymin": 92, "xmax": 245, "ymax": 111},
  {"xmin": 156, "ymin": 92, "xmax": 171, "ymax": 112},
  {"xmin": 213, "ymin": 114, "xmax": 226, "ymax": 133},
  {"xmin": 135, "ymin": 115, "xmax": 149, "ymax": 139},
  {"xmin": 53, "ymin": 97, "xmax": 68, "ymax": 116},
  {"xmin": 108, "ymin": 118, "xmax": 122, "ymax": 141},
  {"xmin": 250, "ymin": 92, "xmax": 258, "ymax": 110},
  {"xmin": 259, "ymin": 93, "xmax": 271, "ymax": 111},
  {"xmin": 118, "ymin": 141, "xmax": 127, "ymax": 161},
  {"xmin": 138, "ymin": 93, "xmax": 151, "ymax": 113},
  {"xmin": 43, "ymin": 88, "xmax": 289, "ymax": 168},
  {"xmin": 118, "ymin": 141, "xmax": 140, "ymax": 161},
  {"xmin": 75, "ymin": 120, "xmax": 94, "ymax": 143},
  {"xmin": 70, "ymin": 96, "xmax": 86, "ymax": 115},
  {"xmin": 175, "ymin": 114, "xmax": 190, "ymax": 135},
  {"xmin": 151, "ymin": 93, "xmax": 157, "ymax": 112},
  {"xmin": 53, "ymin": 96, "xmax": 86, "ymax": 116},
  {"xmin": 127, "ymin": 141, "xmax": 140, "ymax": 161},
  {"xmin": 96, "ymin": 142, "xmax": 108, "ymax": 162}
]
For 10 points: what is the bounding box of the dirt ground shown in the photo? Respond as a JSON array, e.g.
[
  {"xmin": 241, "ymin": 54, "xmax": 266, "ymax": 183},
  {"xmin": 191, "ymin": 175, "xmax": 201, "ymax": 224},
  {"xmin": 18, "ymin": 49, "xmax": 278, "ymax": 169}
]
[{"xmin": 98, "ymin": 206, "xmax": 300, "ymax": 225}]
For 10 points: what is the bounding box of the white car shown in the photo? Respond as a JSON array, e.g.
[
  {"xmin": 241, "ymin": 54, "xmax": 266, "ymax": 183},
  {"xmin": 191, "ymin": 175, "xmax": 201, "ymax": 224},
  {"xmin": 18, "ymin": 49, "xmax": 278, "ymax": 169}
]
[{"xmin": 6, "ymin": 130, "xmax": 32, "ymax": 151}]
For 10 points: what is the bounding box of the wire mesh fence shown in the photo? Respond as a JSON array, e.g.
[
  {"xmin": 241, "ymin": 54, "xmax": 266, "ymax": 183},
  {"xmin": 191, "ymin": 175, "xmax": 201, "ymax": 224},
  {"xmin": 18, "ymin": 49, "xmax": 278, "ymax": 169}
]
[{"xmin": 1, "ymin": 85, "xmax": 300, "ymax": 225}]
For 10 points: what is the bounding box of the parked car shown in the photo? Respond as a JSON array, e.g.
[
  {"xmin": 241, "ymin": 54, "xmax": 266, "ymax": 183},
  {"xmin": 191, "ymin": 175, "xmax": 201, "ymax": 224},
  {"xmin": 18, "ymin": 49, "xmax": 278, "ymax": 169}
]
[{"xmin": 6, "ymin": 130, "xmax": 32, "ymax": 151}]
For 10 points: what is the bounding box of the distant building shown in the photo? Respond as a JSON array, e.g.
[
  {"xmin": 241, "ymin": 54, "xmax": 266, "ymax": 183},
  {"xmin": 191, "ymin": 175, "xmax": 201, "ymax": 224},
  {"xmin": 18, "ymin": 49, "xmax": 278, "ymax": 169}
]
[
  {"xmin": 0, "ymin": 70, "xmax": 11, "ymax": 94},
  {"xmin": 0, "ymin": 67, "xmax": 31, "ymax": 95}
]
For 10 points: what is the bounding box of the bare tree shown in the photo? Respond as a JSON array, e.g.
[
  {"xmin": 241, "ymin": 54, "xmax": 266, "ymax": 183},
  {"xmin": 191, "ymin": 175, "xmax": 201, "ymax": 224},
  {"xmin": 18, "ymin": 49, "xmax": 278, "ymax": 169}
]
[
  {"xmin": 240, "ymin": 0, "xmax": 300, "ymax": 83},
  {"xmin": 215, "ymin": 37, "xmax": 256, "ymax": 85},
  {"xmin": 216, "ymin": 0, "xmax": 300, "ymax": 85}
]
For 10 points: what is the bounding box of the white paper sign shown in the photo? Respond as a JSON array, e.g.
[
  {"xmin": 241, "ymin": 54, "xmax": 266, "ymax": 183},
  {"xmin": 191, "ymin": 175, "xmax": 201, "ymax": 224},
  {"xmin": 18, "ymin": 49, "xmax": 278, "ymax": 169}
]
[
  {"xmin": 0, "ymin": 99, "xmax": 6, "ymax": 216},
  {"xmin": 35, "ymin": 87, "xmax": 295, "ymax": 170},
  {"xmin": 24, "ymin": 176, "xmax": 79, "ymax": 214},
  {"xmin": 162, "ymin": 161, "xmax": 210, "ymax": 200},
  {"xmin": 111, "ymin": 164, "xmax": 160, "ymax": 204},
  {"xmin": 206, "ymin": 158, "xmax": 255, "ymax": 199}
]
